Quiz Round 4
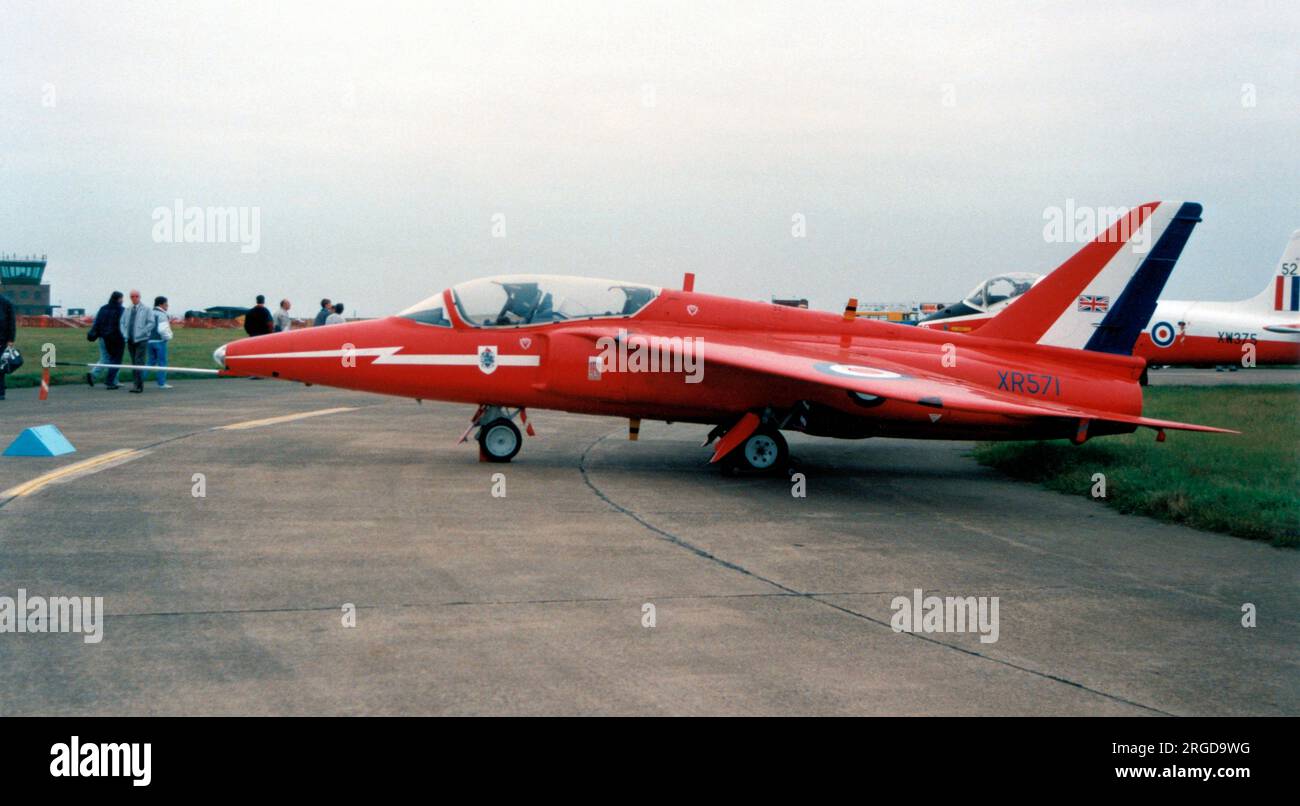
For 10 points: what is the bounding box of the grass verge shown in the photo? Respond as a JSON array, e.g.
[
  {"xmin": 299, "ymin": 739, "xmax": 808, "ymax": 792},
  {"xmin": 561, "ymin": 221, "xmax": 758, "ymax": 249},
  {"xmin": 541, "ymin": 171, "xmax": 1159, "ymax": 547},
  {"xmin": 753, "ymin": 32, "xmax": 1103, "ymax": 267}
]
[
  {"xmin": 5, "ymin": 326, "xmax": 236, "ymax": 388},
  {"xmin": 971, "ymin": 385, "xmax": 1299, "ymax": 547}
]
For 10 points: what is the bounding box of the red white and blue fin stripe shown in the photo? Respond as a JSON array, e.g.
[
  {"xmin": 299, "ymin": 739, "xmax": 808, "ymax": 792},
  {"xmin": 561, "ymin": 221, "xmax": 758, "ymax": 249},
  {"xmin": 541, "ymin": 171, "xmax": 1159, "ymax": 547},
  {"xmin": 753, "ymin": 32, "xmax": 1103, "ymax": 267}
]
[
  {"xmin": 1274, "ymin": 274, "xmax": 1300, "ymax": 312},
  {"xmin": 977, "ymin": 201, "xmax": 1202, "ymax": 355},
  {"xmin": 1248, "ymin": 229, "xmax": 1300, "ymax": 312}
]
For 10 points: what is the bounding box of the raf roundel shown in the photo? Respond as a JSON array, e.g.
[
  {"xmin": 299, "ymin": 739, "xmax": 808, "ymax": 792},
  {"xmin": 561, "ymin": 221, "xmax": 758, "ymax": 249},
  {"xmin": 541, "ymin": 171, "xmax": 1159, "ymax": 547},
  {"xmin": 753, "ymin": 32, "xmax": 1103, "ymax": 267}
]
[
  {"xmin": 1150, "ymin": 321, "xmax": 1177, "ymax": 348},
  {"xmin": 814, "ymin": 362, "xmax": 908, "ymax": 380}
]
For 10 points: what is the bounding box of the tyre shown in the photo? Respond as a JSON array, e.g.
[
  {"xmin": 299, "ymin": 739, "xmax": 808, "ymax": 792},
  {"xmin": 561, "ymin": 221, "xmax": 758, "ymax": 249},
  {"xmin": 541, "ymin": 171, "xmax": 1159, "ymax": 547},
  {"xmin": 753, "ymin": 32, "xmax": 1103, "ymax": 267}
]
[
  {"xmin": 726, "ymin": 427, "xmax": 788, "ymax": 474},
  {"xmin": 478, "ymin": 418, "xmax": 522, "ymax": 462}
]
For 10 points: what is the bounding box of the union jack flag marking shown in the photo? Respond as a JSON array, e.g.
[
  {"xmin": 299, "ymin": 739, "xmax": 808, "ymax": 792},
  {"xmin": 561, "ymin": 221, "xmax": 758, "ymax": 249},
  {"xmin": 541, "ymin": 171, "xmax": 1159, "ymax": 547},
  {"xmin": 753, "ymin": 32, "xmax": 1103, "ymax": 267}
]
[{"xmin": 1077, "ymin": 295, "xmax": 1109, "ymax": 312}]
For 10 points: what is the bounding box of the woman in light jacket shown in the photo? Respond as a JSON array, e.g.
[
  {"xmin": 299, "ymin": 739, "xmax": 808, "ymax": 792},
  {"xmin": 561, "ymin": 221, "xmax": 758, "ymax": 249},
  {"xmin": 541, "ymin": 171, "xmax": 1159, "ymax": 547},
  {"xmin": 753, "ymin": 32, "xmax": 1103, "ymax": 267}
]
[{"xmin": 146, "ymin": 296, "xmax": 174, "ymax": 388}]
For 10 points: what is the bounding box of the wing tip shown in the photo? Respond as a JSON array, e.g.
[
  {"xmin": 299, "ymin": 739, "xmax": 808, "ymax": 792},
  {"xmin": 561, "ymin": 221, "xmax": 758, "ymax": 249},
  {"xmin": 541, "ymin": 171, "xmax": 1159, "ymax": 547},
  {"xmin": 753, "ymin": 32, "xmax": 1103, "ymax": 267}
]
[{"xmin": 1136, "ymin": 418, "xmax": 1239, "ymax": 435}]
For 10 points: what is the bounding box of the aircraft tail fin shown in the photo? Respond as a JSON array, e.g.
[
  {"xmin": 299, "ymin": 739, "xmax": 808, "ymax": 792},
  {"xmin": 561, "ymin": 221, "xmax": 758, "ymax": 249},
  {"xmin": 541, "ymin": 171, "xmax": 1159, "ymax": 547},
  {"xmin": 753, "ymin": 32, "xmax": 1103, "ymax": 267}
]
[
  {"xmin": 1245, "ymin": 229, "xmax": 1300, "ymax": 313},
  {"xmin": 978, "ymin": 201, "xmax": 1203, "ymax": 354}
]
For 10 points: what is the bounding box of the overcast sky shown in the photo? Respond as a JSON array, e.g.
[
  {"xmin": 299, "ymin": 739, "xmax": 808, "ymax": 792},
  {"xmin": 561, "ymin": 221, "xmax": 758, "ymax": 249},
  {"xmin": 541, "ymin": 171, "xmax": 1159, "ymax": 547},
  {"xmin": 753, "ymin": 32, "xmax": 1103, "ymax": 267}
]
[{"xmin": 2, "ymin": 0, "xmax": 1297, "ymax": 316}]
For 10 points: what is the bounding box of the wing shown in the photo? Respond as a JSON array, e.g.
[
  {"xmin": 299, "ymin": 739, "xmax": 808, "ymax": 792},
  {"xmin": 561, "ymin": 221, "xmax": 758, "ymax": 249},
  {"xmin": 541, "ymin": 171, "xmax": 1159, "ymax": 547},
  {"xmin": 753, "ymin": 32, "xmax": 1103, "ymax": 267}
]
[
  {"xmin": 574, "ymin": 328, "xmax": 1235, "ymax": 434},
  {"xmin": 699, "ymin": 339, "xmax": 1236, "ymax": 433}
]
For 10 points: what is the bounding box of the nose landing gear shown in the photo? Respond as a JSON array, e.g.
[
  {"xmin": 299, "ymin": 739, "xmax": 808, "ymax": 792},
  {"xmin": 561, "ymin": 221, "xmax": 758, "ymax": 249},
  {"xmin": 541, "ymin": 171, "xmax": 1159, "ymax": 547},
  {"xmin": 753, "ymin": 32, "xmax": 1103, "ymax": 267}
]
[{"xmin": 458, "ymin": 404, "xmax": 534, "ymax": 463}]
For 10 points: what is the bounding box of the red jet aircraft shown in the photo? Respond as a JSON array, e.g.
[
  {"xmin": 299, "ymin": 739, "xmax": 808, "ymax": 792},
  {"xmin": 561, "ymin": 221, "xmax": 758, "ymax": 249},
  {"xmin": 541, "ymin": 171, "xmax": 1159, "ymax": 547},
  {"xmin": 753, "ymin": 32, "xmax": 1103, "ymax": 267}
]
[{"xmin": 210, "ymin": 200, "xmax": 1232, "ymax": 472}]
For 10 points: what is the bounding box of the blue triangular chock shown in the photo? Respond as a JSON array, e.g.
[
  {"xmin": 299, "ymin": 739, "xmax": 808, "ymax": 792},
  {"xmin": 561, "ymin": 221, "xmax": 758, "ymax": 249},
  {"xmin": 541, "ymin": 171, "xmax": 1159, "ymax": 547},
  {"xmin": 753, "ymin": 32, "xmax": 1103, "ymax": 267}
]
[{"xmin": 3, "ymin": 425, "xmax": 77, "ymax": 457}]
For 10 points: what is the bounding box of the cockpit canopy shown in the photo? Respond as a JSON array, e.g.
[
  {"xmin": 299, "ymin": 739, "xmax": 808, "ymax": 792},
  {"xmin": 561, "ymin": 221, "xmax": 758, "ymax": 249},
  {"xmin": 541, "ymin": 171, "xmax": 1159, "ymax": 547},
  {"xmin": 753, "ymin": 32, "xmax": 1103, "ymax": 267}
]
[
  {"xmin": 959, "ymin": 272, "xmax": 1042, "ymax": 311},
  {"xmin": 398, "ymin": 274, "xmax": 660, "ymax": 328}
]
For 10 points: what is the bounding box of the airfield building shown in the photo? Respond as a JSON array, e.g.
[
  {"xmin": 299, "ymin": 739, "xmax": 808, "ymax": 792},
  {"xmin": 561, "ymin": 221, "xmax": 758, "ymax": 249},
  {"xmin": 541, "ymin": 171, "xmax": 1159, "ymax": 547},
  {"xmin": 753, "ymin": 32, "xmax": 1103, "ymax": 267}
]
[{"xmin": 0, "ymin": 254, "xmax": 54, "ymax": 316}]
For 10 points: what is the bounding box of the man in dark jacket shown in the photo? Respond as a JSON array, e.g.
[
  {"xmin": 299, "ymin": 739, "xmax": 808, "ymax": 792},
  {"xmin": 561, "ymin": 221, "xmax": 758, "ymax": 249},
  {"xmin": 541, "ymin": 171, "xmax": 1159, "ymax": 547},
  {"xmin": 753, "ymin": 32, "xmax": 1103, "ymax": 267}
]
[
  {"xmin": 244, "ymin": 294, "xmax": 274, "ymax": 337},
  {"xmin": 0, "ymin": 293, "xmax": 15, "ymax": 400},
  {"xmin": 87, "ymin": 291, "xmax": 126, "ymax": 389},
  {"xmin": 313, "ymin": 298, "xmax": 332, "ymax": 327}
]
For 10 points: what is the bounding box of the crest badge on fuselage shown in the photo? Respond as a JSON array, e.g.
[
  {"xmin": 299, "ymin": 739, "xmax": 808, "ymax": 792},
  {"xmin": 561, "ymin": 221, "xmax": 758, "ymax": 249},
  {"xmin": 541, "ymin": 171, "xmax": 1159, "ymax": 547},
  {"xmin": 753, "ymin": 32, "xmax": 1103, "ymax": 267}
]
[{"xmin": 478, "ymin": 346, "xmax": 498, "ymax": 374}]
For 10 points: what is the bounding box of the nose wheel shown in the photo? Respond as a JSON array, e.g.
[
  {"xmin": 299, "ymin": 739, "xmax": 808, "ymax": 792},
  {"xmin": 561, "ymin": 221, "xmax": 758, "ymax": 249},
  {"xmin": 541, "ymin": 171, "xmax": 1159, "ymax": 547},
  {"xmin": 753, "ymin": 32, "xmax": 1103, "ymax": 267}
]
[{"xmin": 478, "ymin": 418, "xmax": 522, "ymax": 463}]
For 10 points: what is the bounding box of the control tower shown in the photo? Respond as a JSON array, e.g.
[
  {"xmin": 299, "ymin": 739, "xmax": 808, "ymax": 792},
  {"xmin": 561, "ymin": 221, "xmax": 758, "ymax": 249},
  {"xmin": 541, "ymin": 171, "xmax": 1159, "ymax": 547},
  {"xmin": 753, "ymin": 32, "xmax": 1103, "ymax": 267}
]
[{"xmin": 0, "ymin": 254, "xmax": 53, "ymax": 316}]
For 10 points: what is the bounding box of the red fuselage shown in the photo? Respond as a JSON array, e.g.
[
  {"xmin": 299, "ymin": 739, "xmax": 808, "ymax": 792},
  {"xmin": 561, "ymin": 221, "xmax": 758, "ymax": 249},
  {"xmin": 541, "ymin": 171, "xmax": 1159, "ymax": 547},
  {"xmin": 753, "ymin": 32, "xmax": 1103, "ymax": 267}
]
[{"xmin": 221, "ymin": 286, "xmax": 1147, "ymax": 443}]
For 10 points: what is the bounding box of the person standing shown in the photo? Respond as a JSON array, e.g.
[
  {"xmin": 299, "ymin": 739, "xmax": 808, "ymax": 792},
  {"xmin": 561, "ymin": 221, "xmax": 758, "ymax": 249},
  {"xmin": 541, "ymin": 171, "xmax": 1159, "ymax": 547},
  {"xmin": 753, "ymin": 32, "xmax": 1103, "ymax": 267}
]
[
  {"xmin": 0, "ymin": 292, "xmax": 15, "ymax": 401},
  {"xmin": 244, "ymin": 294, "xmax": 274, "ymax": 337},
  {"xmin": 313, "ymin": 298, "xmax": 332, "ymax": 327},
  {"xmin": 147, "ymin": 296, "xmax": 174, "ymax": 389},
  {"xmin": 120, "ymin": 289, "xmax": 152, "ymax": 393},
  {"xmin": 325, "ymin": 302, "xmax": 345, "ymax": 325},
  {"xmin": 273, "ymin": 298, "xmax": 293, "ymax": 332},
  {"xmin": 87, "ymin": 291, "xmax": 126, "ymax": 389}
]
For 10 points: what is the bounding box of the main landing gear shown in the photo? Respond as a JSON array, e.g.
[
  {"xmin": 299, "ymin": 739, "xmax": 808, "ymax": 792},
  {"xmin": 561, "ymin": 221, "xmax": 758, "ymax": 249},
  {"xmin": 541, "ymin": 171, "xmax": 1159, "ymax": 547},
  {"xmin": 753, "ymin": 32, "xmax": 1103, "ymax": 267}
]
[
  {"xmin": 729, "ymin": 428, "xmax": 789, "ymax": 474},
  {"xmin": 704, "ymin": 411, "xmax": 791, "ymax": 475},
  {"xmin": 460, "ymin": 405, "xmax": 534, "ymax": 463}
]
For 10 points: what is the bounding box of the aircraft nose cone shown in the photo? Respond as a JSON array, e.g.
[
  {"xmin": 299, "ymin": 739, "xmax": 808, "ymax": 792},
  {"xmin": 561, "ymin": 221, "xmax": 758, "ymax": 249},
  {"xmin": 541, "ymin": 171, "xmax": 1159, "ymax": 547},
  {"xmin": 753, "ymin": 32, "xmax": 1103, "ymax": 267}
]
[{"xmin": 213, "ymin": 342, "xmax": 228, "ymax": 369}]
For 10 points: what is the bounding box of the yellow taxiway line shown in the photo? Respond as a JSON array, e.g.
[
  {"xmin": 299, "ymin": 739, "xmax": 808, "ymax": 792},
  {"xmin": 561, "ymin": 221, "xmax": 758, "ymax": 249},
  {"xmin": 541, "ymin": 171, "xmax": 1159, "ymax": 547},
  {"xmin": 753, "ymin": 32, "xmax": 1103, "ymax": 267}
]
[
  {"xmin": 2, "ymin": 407, "xmax": 360, "ymax": 504},
  {"xmin": 0, "ymin": 448, "xmax": 142, "ymax": 501},
  {"xmin": 216, "ymin": 407, "xmax": 359, "ymax": 431}
]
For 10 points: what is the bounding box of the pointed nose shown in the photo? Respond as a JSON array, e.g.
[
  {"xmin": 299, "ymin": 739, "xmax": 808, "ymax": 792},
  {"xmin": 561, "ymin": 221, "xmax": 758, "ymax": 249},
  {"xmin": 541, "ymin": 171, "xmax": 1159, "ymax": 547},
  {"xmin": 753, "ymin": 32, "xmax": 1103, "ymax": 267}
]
[{"xmin": 213, "ymin": 342, "xmax": 228, "ymax": 369}]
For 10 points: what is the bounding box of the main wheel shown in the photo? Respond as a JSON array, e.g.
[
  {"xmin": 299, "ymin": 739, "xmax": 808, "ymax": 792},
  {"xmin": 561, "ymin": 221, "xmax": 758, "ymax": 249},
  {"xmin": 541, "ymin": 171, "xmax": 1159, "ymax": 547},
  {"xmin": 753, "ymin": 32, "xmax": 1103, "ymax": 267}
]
[
  {"xmin": 478, "ymin": 418, "xmax": 522, "ymax": 462},
  {"xmin": 726, "ymin": 427, "xmax": 789, "ymax": 474}
]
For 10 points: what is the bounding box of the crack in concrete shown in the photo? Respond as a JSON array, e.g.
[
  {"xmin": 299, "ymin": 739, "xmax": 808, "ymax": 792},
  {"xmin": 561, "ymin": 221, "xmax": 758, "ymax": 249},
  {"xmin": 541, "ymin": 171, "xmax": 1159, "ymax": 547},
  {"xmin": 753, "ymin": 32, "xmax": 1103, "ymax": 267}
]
[{"xmin": 577, "ymin": 431, "xmax": 1174, "ymax": 716}]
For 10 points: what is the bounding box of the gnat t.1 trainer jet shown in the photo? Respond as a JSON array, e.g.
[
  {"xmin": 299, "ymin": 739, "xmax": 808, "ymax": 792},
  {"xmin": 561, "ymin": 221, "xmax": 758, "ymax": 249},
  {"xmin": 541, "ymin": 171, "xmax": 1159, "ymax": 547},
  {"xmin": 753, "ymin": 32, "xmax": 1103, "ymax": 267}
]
[
  {"xmin": 920, "ymin": 229, "xmax": 1300, "ymax": 368},
  {"xmin": 208, "ymin": 200, "xmax": 1231, "ymax": 472}
]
